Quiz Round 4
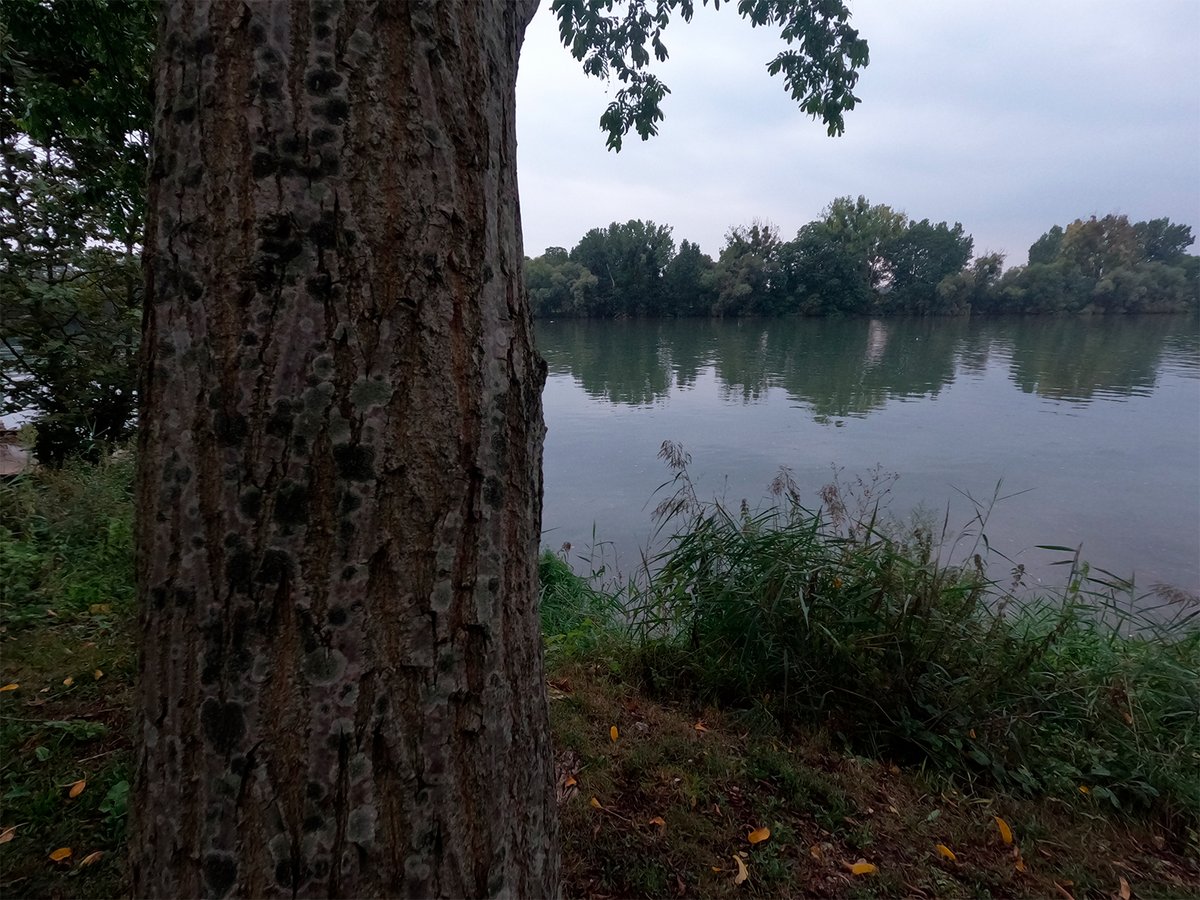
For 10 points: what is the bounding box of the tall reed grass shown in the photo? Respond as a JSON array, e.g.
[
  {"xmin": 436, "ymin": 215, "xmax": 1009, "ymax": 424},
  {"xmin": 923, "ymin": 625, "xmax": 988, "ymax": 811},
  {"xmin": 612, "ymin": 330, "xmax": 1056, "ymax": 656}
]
[{"xmin": 547, "ymin": 442, "xmax": 1200, "ymax": 827}]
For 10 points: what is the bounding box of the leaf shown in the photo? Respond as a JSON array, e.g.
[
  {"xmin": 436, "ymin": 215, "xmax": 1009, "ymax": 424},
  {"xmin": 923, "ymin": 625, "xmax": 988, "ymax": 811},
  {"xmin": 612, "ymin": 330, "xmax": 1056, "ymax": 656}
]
[
  {"xmin": 935, "ymin": 844, "xmax": 957, "ymax": 861},
  {"xmin": 49, "ymin": 847, "xmax": 72, "ymax": 862},
  {"xmin": 68, "ymin": 779, "xmax": 86, "ymax": 799},
  {"xmin": 89, "ymin": 604, "xmax": 112, "ymax": 614},
  {"xmin": 1078, "ymin": 785, "xmax": 1089, "ymax": 794},
  {"xmin": 747, "ymin": 827, "xmax": 770, "ymax": 844},
  {"xmin": 1118, "ymin": 877, "xmax": 1130, "ymax": 900},
  {"xmin": 845, "ymin": 860, "xmax": 877, "ymax": 876},
  {"xmin": 994, "ymin": 815, "xmax": 1014, "ymax": 845},
  {"xmin": 694, "ymin": 721, "xmax": 708, "ymax": 732},
  {"xmin": 564, "ymin": 774, "xmax": 577, "ymax": 788},
  {"xmin": 62, "ymin": 677, "xmax": 74, "ymax": 687},
  {"xmin": 0, "ymin": 826, "xmax": 16, "ymax": 844},
  {"xmin": 732, "ymin": 854, "xmax": 748, "ymax": 885},
  {"xmin": 79, "ymin": 850, "xmax": 104, "ymax": 867},
  {"xmin": 0, "ymin": 683, "xmax": 18, "ymax": 692},
  {"xmin": 649, "ymin": 816, "xmax": 666, "ymax": 827},
  {"xmin": 809, "ymin": 844, "xmax": 823, "ymax": 860},
  {"xmin": 589, "ymin": 796, "xmax": 602, "ymax": 809},
  {"xmin": 93, "ymin": 669, "xmax": 104, "ymax": 680},
  {"xmin": 1015, "ymin": 852, "xmax": 1028, "ymax": 873},
  {"xmin": 609, "ymin": 725, "xmax": 618, "ymax": 742}
]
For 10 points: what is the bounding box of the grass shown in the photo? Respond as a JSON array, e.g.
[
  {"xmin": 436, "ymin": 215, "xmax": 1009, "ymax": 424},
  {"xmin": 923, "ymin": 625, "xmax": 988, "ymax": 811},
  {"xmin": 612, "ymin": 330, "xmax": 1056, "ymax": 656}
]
[{"xmin": 2, "ymin": 448, "xmax": 1198, "ymax": 897}]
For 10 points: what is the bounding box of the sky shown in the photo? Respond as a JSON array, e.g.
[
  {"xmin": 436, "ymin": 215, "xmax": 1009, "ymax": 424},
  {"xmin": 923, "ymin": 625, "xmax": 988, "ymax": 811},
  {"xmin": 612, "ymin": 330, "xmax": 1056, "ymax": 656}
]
[{"xmin": 515, "ymin": 0, "xmax": 1200, "ymax": 266}]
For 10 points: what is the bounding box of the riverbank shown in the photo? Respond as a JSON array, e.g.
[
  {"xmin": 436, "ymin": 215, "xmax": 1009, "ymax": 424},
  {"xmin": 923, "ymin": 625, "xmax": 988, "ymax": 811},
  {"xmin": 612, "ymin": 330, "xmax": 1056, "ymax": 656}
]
[{"xmin": 1, "ymin": 455, "xmax": 1197, "ymax": 897}]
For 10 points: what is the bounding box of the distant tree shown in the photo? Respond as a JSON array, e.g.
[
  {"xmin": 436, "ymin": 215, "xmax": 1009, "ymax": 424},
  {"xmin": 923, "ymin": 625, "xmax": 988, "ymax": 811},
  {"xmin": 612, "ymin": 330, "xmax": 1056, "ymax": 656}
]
[
  {"xmin": 786, "ymin": 222, "xmax": 873, "ymax": 315},
  {"xmin": 1133, "ymin": 217, "xmax": 1194, "ymax": 263},
  {"xmin": 1059, "ymin": 214, "xmax": 1139, "ymax": 279},
  {"xmin": 662, "ymin": 238, "xmax": 716, "ymax": 315},
  {"xmin": 936, "ymin": 251, "xmax": 1005, "ymax": 315},
  {"xmin": 526, "ymin": 252, "xmax": 599, "ymax": 317},
  {"xmin": 569, "ymin": 219, "xmax": 675, "ymax": 316},
  {"xmin": 818, "ymin": 195, "xmax": 908, "ymax": 293},
  {"xmin": 1027, "ymin": 225, "xmax": 1063, "ymax": 266},
  {"xmin": 712, "ymin": 221, "xmax": 788, "ymax": 315},
  {"xmin": 883, "ymin": 218, "xmax": 973, "ymax": 314}
]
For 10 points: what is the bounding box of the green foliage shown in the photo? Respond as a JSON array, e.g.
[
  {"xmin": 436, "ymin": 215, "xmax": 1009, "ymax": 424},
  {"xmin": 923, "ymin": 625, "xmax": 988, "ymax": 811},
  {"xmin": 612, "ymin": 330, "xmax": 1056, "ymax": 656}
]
[
  {"xmin": 539, "ymin": 550, "xmax": 624, "ymax": 662},
  {"xmin": 0, "ymin": 450, "xmax": 135, "ymax": 625},
  {"xmin": 549, "ymin": 0, "xmax": 869, "ymax": 150},
  {"xmin": 1, "ymin": 0, "xmax": 152, "ymax": 462}
]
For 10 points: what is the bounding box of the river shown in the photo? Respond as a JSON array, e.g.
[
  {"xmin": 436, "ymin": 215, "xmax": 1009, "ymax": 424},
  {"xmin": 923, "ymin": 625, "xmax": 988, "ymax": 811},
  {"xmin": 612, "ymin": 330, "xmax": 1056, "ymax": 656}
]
[{"xmin": 537, "ymin": 315, "xmax": 1200, "ymax": 596}]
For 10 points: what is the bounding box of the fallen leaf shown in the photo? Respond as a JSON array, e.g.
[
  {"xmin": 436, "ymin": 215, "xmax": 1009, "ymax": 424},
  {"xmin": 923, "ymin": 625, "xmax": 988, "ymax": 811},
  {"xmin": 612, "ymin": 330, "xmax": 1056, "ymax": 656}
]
[
  {"xmin": 969, "ymin": 729, "xmax": 977, "ymax": 738},
  {"xmin": 1078, "ymin": 785, "xmax": 1089, "ymax": 794},
  {"xmin": 0, "ymin": 825, "xmax": 16, "ymax": 845},
  {"xmin": 694, "ymin": 722, "xmax": 708, "ymax": 732},
  {"xmin": 79, "ymin": 850, "xmax": 104, "ymax": 867},
  {"xmin": 1118, "ymin": 876, "xmax": 1131, "ymax": 900},
  {"xmin": 93, "ymin": 669, "xmax": 104, "ymax": 680},
  {"xmin": 994, "ymin": 815, "xmax": 1014, "ymax": 845},
  {"xmin": 732, "ymin": 854, "xmax": 748, "ymax": 885},
  {"xmin": 589, "ymin": 797, "xmax": 602, "ymax": 809},
  {"xmin": 39, "ymin": 687, "xmax": 49, "ymax": 693},
  {"xmin": 609, "ymin": 725, "xmax": 618, "ymax": 742},
  {"xmin": 1015, "ymin": 853, "xmax": 1028, "ymax": 873},
  {"xmin": 747, "ymin": 827, "xmax": 770, "ymax": 845},
  {"xmin": 711, "ymin": 866, "xmax": 723, "ymax": 873},
  {"xmin": 89, "ymin": 604, "xmax": 112, "ymax": 615},
  {"xmin": 564, "ymin": 774, "xmax": 577, "ymax": 788},
  {"xmin": 935, "ymin": 844, "xmax": 957, "ymax": 861},
  {"xmin": 48, "ymin": 847, "xmax": 72, "ymax": 862},
  {"xmin": 809, "ymin": 844, "xmax": 823, "ymax": 860},
  {"xmin": 68, "ymin": 779, "xmax": 86, "ymax": 799},
  {"xmin": 1122, "ymin": 711, "xmax": 1133, "ymax": 725},
  {"xmin": 0, "ymin": 683, "xmax": 18, "ymax": 692},
  {"xmin": 649, "ymin": 816, "xmax": 666, "ymax": 827},
  {"xmin": 846, "ymin": 860, "xmax": 878, "ymax": 876}
]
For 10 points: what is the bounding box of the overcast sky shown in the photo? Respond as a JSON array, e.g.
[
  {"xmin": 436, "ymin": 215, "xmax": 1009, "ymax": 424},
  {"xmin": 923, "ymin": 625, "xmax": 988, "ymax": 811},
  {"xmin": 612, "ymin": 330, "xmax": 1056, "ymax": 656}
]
[{"xmin": 515, "ymin": 0, "xmax": 1200, "ymax": 266}]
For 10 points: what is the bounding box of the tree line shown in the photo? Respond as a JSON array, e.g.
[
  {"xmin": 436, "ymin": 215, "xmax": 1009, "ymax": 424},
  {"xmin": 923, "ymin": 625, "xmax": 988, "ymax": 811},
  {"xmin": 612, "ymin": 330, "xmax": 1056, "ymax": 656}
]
[{"xmin": 527, "ymin": 201, "xmax": 1198, "ymax": 319}]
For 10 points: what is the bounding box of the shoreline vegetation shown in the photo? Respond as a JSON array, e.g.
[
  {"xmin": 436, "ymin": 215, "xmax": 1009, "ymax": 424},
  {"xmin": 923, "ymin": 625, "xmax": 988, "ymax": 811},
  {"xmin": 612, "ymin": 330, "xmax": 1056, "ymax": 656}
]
[
  {"xmin": 526, "ymin": 202, "xmax": 1199, "ymax": 320},
  {"xmin": 1, "ymin": 449, "xmax": 1197, "ymax": 897}
]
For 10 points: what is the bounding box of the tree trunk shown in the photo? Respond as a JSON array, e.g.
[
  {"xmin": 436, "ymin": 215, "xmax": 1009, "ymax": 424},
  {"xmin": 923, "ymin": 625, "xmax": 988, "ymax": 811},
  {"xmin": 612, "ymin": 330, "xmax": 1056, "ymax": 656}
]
[{"xmin": 133, "ymin": 1, "xmax": 556, "ymax": 897}]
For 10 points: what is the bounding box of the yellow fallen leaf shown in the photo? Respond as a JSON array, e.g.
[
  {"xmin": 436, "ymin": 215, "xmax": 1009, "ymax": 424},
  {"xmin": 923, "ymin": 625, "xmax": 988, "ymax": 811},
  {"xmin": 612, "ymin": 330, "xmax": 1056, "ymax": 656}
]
[
  {"xmin": 68, "ymin": 779, "xmax": 86, "ymax": 799},
  {"xmin": 609, "ymin": 725, "xmax": 618, "ymax": 742},
  {"xmin": 62, "ymin": 677, "xmax": 73, "ymax": 687},
  {"xmin": 711, "ymin": 866, "xmax": 723, "ymax": 873},
  {"xmin": 994, "ymin": 815, "xmax": 1014, "ymax": 845},
  {"xmin": 589, "ymin": 797, "xmax": 602, "ymax": 809},
  {"xmin": 79, "ymin": 850, "xmax": 104, "ymax": 867},
  {"xmin": 0, "ymin": 825, "xmax": 16, "ymax": 844},
  {"xmin": 89, "ymin": 604, "xmax": 111, "ymax": 615},
  {"xmin": 935, "ymin": 843, "xmax": 957, "ymax": 861},
  {"xmin": 732, "ymin": 854, "xmax": 748, "ymax": 885},
  {"xmin": 93, "ymin": 669, "xmax": 104, "ymax": 681},
  {"xmin": 747, "ymin": 827, "xmax": 770, "ymax": 844},
  {"xmin": 0, "ymin": 683, "xmax": 18, "ymax": 692},
  {"xmin": 48, "ymin": 847, "xmax": 72, "ymax": 862},
  {"xmin": 564, "ymin": 774, "xmax": 577, "ymax": 788},
  {"xmin": 846, "ymin": 860, "xmax": 878, "ymax": 876},
  {"xmin": 1015, "ymin": 853, "xmax": 1028, "ymax": 873},
  {"xmin": 1078, "ymin": 785, "xmax": 1089, "ymax": 794},
  {"xmin": 694, "ymin": 721, "xmax": 708, "ymax": 732},
  {"xmin": 649, "ymin": 816, "xmax": 666, "ymax": 827},
  {"xmin": 969, "ymin": 728, "xmax": 977, "ymax": 738},
  {"xmin": 1118, "ymin": 876, "xmax": 1131, "ymax": 900}
]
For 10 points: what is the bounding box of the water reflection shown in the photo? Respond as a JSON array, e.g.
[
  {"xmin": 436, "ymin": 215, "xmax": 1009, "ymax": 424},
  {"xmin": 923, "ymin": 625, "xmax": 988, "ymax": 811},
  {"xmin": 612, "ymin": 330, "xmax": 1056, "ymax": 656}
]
[{"xmin": 537, "ymin": 315, "xmax": 1199, "ymax": 415}]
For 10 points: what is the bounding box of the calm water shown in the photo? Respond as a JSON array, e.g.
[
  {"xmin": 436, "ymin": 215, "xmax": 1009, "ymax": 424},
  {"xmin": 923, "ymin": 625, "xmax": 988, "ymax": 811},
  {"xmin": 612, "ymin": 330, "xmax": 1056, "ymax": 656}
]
[{"xmin": 538, "ymin": 315, "xmax": 1200, "ymax": 595}]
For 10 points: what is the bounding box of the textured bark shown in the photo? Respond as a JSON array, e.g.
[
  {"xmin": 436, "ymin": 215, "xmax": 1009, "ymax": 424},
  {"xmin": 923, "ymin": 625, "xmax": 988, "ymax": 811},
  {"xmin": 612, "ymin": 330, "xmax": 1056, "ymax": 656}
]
[{"xmin": 133, "ymin": 1, "xmax": 556, "ymax": 897}]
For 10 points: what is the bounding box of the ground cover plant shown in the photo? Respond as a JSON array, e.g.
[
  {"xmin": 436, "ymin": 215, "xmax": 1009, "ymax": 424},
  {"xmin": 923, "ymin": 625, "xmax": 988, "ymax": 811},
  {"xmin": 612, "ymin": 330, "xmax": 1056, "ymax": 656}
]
[{"xmin": 1, "ymin": 448, "xmax": 1197, "ymax": 897}]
